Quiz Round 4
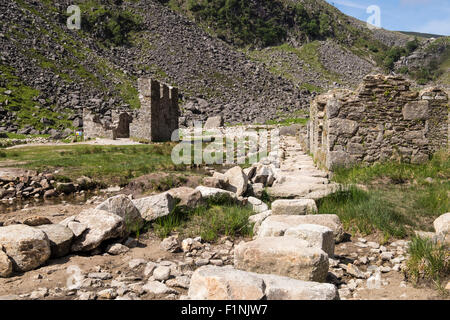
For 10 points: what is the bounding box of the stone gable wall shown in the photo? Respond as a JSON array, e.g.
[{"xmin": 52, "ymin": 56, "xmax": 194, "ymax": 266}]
[
  {"xmin": 83, "ymin": 78, "xmax": 179, "ymax": 142},
  {"xmin": 307, "ymin": 74, "xmax": 449, "ymax": 170}
]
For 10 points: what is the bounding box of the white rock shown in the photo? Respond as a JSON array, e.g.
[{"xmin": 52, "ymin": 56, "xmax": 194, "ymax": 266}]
[
  {"xmin": 257, "ymin": 214, "xmax": 345, "ymax": 243},
  {"xmin": 70, "ymin": 209, "xmax": 126, "ymax": 252},
  {"xmin": 133, "ymin": 192, "xmax": 176, "ymax": 222},
  {"xmin": 247, "ymin": 197, "xmax": 269, "ymax": 213},
  {"xmin": 95, "ymin": 194, "xmax": 144, "ymax": 230},
  {"xmin": 106, "ymin": 243, "xmax": 129, "ymax": 255},
  {"xmin": 284, "ymin": 224, "xmax": 335, "ymax": 257},
  {"xmin": 153, "ymin": 266, "xmax": 171, "ymax": 281},
  {"xmin": 142, "ymin": 280, "xmax": 177, "ymax": 295},
  {"xmin": 234, "ymin": 237, "xmax": 329, "ymax": 282},
  {"xmin": 35, "ymin": 224, "xmax": 74, "ymax": 258},
  {"xmin": 223, "ymin": 166, "xmax": 248, "ymax": 196},
  {"xmin": 271, "ymin": 199, "xmax": 318, "ymax": 215},
  {"xmin": 194, "ymin": 186, "xmax": 237, "ymax": 200},
  {"xmin": 0, "ymin": 224, "xmax": 51, "ymax": 272}
]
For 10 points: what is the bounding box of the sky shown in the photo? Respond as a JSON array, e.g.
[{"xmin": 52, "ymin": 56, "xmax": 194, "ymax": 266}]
[{"xmin": 325, "ymin": 0, "xmax": 450, "ymax": 36}]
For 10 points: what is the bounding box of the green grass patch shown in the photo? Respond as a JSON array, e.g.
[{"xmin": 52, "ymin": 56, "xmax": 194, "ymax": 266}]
[
  {"xmin": 152, "ymin": 195, "xmax": 254, "ymax": 242},
  {"xmin": 405, "ymin": 236, "xmax": 450, "ymax": 291},
  {"xmin": 322, "ymin": 151, "xmax": 450, "ymax": 238},
  {"xmin": 266, "ymin": 117, "xmax": 308, "ymax": 126},
  {"xmin": 0, "ymin": 143, "xmax": 186, "ymax": 185}
]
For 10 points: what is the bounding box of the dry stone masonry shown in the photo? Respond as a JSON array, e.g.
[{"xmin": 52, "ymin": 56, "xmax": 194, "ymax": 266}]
[
  {"xmin": 83, "ymin": 78, "xmax": 179, "ymax": 142},
  {"xmin": 307, "ymin": 74, "xmax": 449, "ymax": 169}
]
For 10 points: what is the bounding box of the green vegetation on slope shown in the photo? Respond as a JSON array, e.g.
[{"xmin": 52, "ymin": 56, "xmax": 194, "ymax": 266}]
[{"xmin": 318, "ymin": 150, "xmax": 449, "ymax": 240}]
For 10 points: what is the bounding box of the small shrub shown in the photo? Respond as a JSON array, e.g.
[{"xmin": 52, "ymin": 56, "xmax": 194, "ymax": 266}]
[{"xmin": 405, "ymin": 236, "xmax": 450, "ymax": 289}]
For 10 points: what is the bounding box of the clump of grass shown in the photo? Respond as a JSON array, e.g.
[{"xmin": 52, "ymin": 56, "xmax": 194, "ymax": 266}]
[
  {"xmin": 317, "ymin": 186, "xmax": 409, "ymax": 238},
  {"xmin": 405, "ymin": 236, "xmax": 450, "ymax": 291},
  {"xmin": 153, "ymin": 195, "xmax": 254, "ymax": 242}
]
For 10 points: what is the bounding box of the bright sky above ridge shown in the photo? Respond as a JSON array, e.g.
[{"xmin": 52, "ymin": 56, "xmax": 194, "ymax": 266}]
[{"xmin": 325, "ymin": 0, "xmax": 450, "ymax": 36}]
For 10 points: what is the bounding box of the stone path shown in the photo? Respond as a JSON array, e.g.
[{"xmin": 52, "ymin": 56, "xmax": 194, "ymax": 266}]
[
  {"xmin": 267, "ymin": 136, "xmax": 340, "ymax": 200},
  {"xmin": 187, "ymin": 135, "xmax": 345, "ymax": 300}
]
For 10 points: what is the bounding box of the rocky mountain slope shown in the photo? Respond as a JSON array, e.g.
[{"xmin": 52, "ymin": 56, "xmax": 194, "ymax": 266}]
[{"xmin": 0, "ymin": 0, "xmax": 447, "ymax": 134}]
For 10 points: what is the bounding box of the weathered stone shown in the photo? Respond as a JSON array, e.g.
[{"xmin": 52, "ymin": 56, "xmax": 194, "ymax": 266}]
[
  {"xmin": 0, "ymin": 246, "xmax": 13, "ymax": 277},
  {"xmin": 70, "ymin": 209, "xmax": 126, "ymax": 252},
  {"xmin": 133, "ymin": 192, "xmax": 176, "ymax": 222},
  {"xmin": 271, "ymin": 199, "xmax": 317, "ymax": 215},
  {"xmin": 96, "ymin": 194, "xmax": 143, "ymax": 230},
  {"xmin": 181, "ymin": 238, "xmax": 203, "ymax": 252},
  {"xmin": 283, "ymin": 224, "xmax": 335, "ymax": 257},
  {"xmin": 22, "ymin": 216, "xmax": 52, "ymax": 227},
  {"xmin": 188, "ymin": 266, "xmax": 265, "ymax": 300},
  {"xmin": 247, "ymin": 197, "xmax": 269, "ymax": 213},
  {"xmin": 153, "ymin": 266, "xmax": 171, "ymax": 281},
  {"xmin": 204, "ymin": 116, "xmax": 223, "ymax": 129},
  {"xmin": 0, "ymin": 225, "xmax": 51, "ymax": 272},
  {"xmin": 143, "ymin": 280, "xmax": 177, "ymax": 295},
  {"xmin": 234, "ymin": 237, "xmax": 329, "ymax": 282},
  {"xmin": 167, "ymin": 187, "xmax": 202, "ymax": 208},
  {"xmin": 160, "ymin": 236, "xmax": 180, "ymax": 253},
  {"xmin": 223, "ymin": 166, "xmax": 248, "ymax": 196},
  {"xmin": 257, "ymin": 215, "xmax": 345, "ymax": 243},
  {"xmin": 249, "ymin": 210, "xmax": 272, "ymax": 235},
  {"xmin": 35, "ymin": 224, "xmax": 74, "ymax": 258},
  {"xmin": 260, "ymin": 273, "xmax": 339, "ymax": 300},
  {"xmin": 188, "ymin": 266, "xmax": 339, "ymax": 300},
  {"xmin": 402, "ymin": 100, "xmax": 429, "ymax": 120},
  {"xmin": 434, "ymin": 212, "xmax": 450, "ymax": 245},
  {"xmin": 106, "ymin": 243, "xmax": 129, "ymax": 255},
  {"xmin": 252, "ymin": 165, "xmax": 275, "ymax": 187},
  {"xmin": 194, "ymin": 186, "xmax": 237, "ymax": 200}
]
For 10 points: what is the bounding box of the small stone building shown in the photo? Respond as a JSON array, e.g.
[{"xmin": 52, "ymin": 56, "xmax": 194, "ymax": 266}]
[
  {"xmin": 83, "ymin": 78, "xmax": 179, "ymax": 142},
  {"xmin": 306, "ymin": 74, "xmax": 448, "ymax": 169}
]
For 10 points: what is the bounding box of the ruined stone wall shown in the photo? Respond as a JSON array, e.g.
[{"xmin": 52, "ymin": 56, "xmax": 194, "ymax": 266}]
[
  {"xmin": 82, "ymin": 109, "xmax": 115, "ymax": 140},
  {"xmin": 83, "ymin": 78, "xmax": 179, "ymax": 142},
  {"xmin": 130, "ymin": 78, "xmax": 179, "ymax": 142},
  {"xmin": 307, "ymin": 74, "xmax": 449, "ymax": 169}
]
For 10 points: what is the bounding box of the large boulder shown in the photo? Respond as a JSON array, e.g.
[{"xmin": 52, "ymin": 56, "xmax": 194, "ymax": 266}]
[
  {"xmin": 284, "ymin": 224, "xmax": 335, "ymax": 257},
  {"xmin": 271, "ymin": 199, "xmax": 317, "ymax": 215},
  {"xmin": 35, "ymin": 224, "xmax": 74, "ymax": 258},
  {"xmin": 188, "ymin": 266, "xmax": 265, "ymax": 300},
  {"xmin": 188, "ymin": 265, "xmax": 339, "ymax": 300},
  {"xmin": 257, "ymin": 215, "xmax": 345, "ymax": 243},
  {"xmin": 0, "ymin": 246, "xmax": 13, "ymax": 277},
  {"xmin": 249, "ymin": 210, "xmax": 272, "ymax": 235},
  {"xmin": 133, "ymin": 192, "xmax": 176, "ymax": 222},
  {"xmin": 234, "ymin": 237, "xmax": 329, "ymax": 282},
  {"xmin": 167, "ymin": 187, "xmax": 202, "ymax": 208},
  {"xmin": 0, "ymin": 225, "xmax": 51, "ymax": 272},
  {"xmin": 96, "ymin": 194, "xmax": 144, "ymax": 230},
  {"xmin": 223, "ymin": 166, "xmax": 248, "ymax": 196},
  {"xmin": 69, "ymin": 209, "xmax": 126, "ymax": 252},
  {"xmin": 252, "ymin": 165, "xmax": 275, "ymax": 187}
]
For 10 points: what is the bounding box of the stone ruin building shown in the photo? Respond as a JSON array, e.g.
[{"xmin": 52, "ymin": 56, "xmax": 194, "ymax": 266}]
[
  {"xmin": 306, "ymin": 74, "xmax": 449, "ymax": 169},
  {"xmin": 83, "ymin": 78, "xmax": 179, "ymax": 142}
]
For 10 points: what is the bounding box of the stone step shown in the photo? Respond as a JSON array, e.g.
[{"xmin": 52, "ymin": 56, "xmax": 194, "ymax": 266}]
[
  {"xmin": 271, "ymin": 199, "xmax": 318, "ymax": 215},
  {"xmin": 266, "ymin": 183, "xmax": 338, "ymax": 199},
  {"xmin": 187, "ymin": 265, "xmax": 339, "ymax": 300},
  {"xmin": 256, "ymin": 214, "xmax": 345, "ymax": 243},
  {"xmin": 234, "ymin": 237, "xmax": 329, "ymax": 282}
]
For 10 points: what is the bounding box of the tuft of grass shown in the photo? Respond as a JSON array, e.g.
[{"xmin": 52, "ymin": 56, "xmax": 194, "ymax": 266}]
[
  {"xmin": 317, "ymin": 186, "xmax": 409, "ymax": 238},
  {"xmin": 405, "ymin": 236, "xmax": 450, "ymax": 290},
  {"xmin": 265, "ymin": 117, "xmax": 308, "ymax": 126},
  {"xmin": 153, "ymin": 195, "xmax": 254, "ymax": 242},
  {"xmin": 324, "ymin": 150, "xmax": 450, "ymax": 238}
]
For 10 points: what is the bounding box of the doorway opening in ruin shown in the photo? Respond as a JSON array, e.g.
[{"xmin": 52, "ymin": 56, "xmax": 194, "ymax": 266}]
[
  {"xmin": 114, "ymin": 113, "xmax": 133, "ymax": 139},
  {"xmin": 318, "ymin": 125, "xmax": 323, "ymax": 147}
]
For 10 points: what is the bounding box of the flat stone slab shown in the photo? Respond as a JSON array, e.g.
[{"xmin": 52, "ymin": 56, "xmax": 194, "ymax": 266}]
[
  {"xmin": 271, "ymin": 199, "xmax": 317, "ymax": 215},
  {"xmin": 284, "ymin": 224, "xmax": 335, "ymax": 257},
  {"xmin": 257, "ymin": 214, "xmax": 345, "ymax": 243},
  {"xmin": 133, "ymin": 192, "xmax": 176, "ymax": 222},
  {"xmin": 188, "ymin": 265, "xmax": 338, "ymax": 300},
  {"xmin": 194, "ymin": 186, "xmax": 237, "ymax": 200},
  {"xmin": 234, "ymin": 237, "xmax": 329, "ymax": 282}
]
